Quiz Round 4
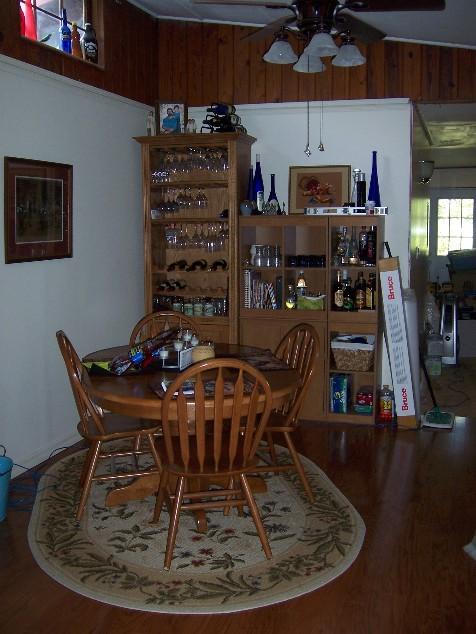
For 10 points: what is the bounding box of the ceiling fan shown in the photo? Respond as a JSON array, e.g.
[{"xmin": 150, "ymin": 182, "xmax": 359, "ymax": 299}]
[{"xmin": 191, "ymin": 0, "xmax": 446, "ymax": 47}]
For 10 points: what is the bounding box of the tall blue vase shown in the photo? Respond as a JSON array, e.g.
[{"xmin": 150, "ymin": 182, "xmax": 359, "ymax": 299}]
[{"xmin": 368, "ymin": 150, "xmax": 381, "ymax": 206}]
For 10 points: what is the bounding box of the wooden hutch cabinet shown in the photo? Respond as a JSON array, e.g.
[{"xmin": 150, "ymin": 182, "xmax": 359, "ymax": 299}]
[
  {"xmin": 135, "ymin": 133, "xmax": 255, "ymax": 344},
  {"xmin": 239, "ymin": 214, "xmax": 384, "ymax": 424}
]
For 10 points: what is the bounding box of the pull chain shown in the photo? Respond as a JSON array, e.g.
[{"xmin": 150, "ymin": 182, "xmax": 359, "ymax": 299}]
[
  {"xmin": 318, "ymin": 100, "xmax": 325, "ymax": 152},
  {"xmin": 304, "ymin": 99, "xmax": 311, "ymax": 157}
]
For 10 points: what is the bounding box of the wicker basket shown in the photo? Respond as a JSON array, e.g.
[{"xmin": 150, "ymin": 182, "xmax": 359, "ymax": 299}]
[{"xmin": 331, "ymin": 335, "xmax": 375, "ymax": 372}]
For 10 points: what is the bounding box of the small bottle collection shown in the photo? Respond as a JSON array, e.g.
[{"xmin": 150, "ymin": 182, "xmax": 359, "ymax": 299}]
[
  {"xmin": 331, "ymin": 224, "xmax": 377, "ymax": 312},
  {"xmin": 57, "ymin": 10, "xmax": 98, "ymax": 62},
  {"xmin": 329, "ymin": 378, "xmax": 396, "ymax": 426},
  {"xmin": 201, "ymin": 103, "xmax": 246, "ymax": 133},
  {"xmin": 240, "ymin": 154, "xmax": 285, "ymax": 216}
]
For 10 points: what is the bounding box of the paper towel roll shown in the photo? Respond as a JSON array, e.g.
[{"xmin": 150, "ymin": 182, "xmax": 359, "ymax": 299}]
[{"xmin": 403, "ymin": 288, "xmax": 420, "ymax": 419}]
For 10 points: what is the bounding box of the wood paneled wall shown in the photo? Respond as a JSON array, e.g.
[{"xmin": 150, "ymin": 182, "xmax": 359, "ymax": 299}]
[
  {"xmin": 157, "ymin": 21, "xmax": 476, "ymax": 106},
  {"xmin": 1, "ymin": 0, "xmax": 476, "ymax": 107},
  {"xmin": 0, "ymin": 0, "xmax": 158, "ymax": 105}
]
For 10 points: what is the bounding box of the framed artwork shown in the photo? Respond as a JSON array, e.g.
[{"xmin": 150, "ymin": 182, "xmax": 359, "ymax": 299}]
[
  {"xmin": 156, "ymin": 102, "xmax": 187, "ymax": 134},
  {"xmin": 4, "ymin": 157, "xmax": 73, "ymax": 263},
  {"xmin": 289, "ymin": 165, "xmax": 351, "ymax": 214}
]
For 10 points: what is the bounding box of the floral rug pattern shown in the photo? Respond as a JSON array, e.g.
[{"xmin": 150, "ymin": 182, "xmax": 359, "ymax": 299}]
[{"xmin": 28, "ymin": 446, "xmax": 365, "ymax": 614}]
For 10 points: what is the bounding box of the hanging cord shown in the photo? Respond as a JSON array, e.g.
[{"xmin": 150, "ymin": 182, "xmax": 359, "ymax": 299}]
[
  {"xmin": 304, "ymin": 101, "xmax": 311, "ymax": 157},
  {"xmin": 6, "ymin": 445, "xmax": 73, "ymax": 513},
  {"xmin": 318, "ymin": 99, "xmax": 325, "ymax": 152}
]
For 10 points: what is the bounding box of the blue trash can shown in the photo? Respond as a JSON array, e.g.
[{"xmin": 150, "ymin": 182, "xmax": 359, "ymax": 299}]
[{"xmin": 0, "ymin": 445, "xmax": 13, "ymax": 522}]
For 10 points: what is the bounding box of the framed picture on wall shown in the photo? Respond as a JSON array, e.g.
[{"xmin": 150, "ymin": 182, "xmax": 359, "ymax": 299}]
[
  {"xmin": 156, "ymin": 102, "xmax": 187, "ymax": 134},
  {"xmin": 4, "ymin": 157, "xmax": 73, "ymax": 263},
  {"xmin": 289, "ymin": 165, "xmax": 351, "ymax": 213}
]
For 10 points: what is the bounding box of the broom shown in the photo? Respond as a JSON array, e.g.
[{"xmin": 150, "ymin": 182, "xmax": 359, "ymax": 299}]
[{"xmin": 420, "ymin": 349, "xmax": 455, "ymax": 428}]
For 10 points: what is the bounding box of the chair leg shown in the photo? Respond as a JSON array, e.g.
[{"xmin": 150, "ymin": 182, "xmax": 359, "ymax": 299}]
[
  {"xmin": 145, "ymin": 433, "xmax": 162, "ymax": 475},
  {"xmin": 266, "ymin": 430, "xmax": 278, "ymax": 465},
  {"xmin": 153, "ymin": 470, "xmax": 169, "ymax": 524},
  {"xmin": 76, "ymin": 441, "xmax": 101, "ymax": 521},
  {"xmin": 284, "ymin": 432, "xmax": 314, "ymax": 503},
  {"xmin": 239, "ymin": 474, "xmax": 272, "ymax": 560},
  {"xmin": 79, "ymin": 444, "xmax": 94, "ymax": 487},
  {"xmin": 164, "ymin": 476, "xmax": 185, "ymax": 571}
]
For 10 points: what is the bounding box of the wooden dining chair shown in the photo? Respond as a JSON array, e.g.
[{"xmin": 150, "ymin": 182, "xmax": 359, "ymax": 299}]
[
  {"xmin": 56, "ymin": 330, "xmax": 163, "ymax": 520},
  {"xmin": 152, "ymin": 357, "xmax": 273, "ymax": 570},
  {"xmin": 129, "ymin": 311, "xmax": 201, "ymax": 346},
  {"xmin": 253, "ymin": 323, "xmax": 319, "ymax": 503}
]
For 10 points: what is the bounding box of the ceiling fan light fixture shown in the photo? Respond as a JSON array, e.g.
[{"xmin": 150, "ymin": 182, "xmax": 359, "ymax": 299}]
[
  {"xmin": 263, "ymin": 32, "xmax": 298, "ymax": 64},
  {"xmin": 332, "ymin": 41, "xmax": 366, "ymax": 67},
  {"xmin": 294, "ymin": 50, "xmax": 326, "ymax": 73},
  {"xmin": 306, "ymin": 31, "xmax": 339, "ymax": 58}
]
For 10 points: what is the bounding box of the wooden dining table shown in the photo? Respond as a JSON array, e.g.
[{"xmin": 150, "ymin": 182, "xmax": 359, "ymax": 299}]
[{"xmin": 83, "ymin": 343, "xmax": 299, "ymax": 531}]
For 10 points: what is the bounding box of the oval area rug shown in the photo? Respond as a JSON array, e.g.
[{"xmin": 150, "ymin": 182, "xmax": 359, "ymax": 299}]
[{"xmin": 28, "ymin": 446, "xmax": 365, "ymax": 614}]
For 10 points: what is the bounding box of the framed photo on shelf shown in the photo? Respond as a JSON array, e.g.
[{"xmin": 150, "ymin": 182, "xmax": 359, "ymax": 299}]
[
  {"xmin": 288, "ymin": 165, "xmax": 351, "ymax": 214},
  {"xmin": 156, "ymin": 102, "xmax": 187, "ymax": 134},
  {"xmin": 4, "ymin": 157, "xmax": 73, "ymax": 263}
]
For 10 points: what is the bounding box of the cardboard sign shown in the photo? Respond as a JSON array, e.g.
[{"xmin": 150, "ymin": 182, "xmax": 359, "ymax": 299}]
[{"xmin": 379, "ymin": 257, "xmax": 418, "ymax": 428}]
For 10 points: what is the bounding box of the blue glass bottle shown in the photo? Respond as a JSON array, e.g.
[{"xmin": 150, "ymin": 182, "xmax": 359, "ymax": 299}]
[
  {"xmin": 267, "ymin": 173, "xmax": 281, "ymax": 214},
  {"xmin": 253, "ymin": 154, "xmax": 264, "ymax": 214},
  {"xmin": 368, "ymin": 150, "xmax": 381, "ymax": 206},
  {"xmin": 59, "ymin": 9, "xmax": 72, "ymax": 54}
]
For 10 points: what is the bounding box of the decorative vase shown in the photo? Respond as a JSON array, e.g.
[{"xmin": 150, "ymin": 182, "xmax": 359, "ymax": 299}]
[{"xmin": 368, "ymin": 150, "xmax": 381, "ymax": 207}]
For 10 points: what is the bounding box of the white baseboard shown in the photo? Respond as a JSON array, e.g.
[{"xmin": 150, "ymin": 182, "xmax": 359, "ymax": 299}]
[{"xmin": 11, "ymin": 432, "xmax": 81, "ymax": 478}]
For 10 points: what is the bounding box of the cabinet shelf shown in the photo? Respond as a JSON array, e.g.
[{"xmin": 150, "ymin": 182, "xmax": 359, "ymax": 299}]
[
  {"xmin": 239, "ymin": 214, "xmax": 384, "ymax": 424},
  {"xmin": 151, "ymin": 179, "xmax": 228, "ymax": 189},
  {"xmin": 137, "ymin": 132, "xmax": 256, "ymax": 345}
]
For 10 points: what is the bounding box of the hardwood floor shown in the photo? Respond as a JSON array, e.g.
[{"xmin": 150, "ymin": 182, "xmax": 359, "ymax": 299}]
[{"xmin": 1, "ymin": 420, "xmax": 476, "ymax": 633}]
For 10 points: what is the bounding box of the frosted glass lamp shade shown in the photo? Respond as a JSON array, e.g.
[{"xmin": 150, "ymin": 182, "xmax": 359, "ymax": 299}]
[
  {"xmin": 306, "ymin": 31, "xmax": 338, "ymax": 57},
  {"xmin": 417, "ymin": 160, "xmax": 435, "ymax": 184},
  {"xmin": 293, "ymin": 49, "xmax": 326, "ymax": 73},
  {"xmin": 332, "ymin": 42, "xmax": 366, "ymax": 67},
  {"xmin": 263, "ymin": 38, "xmax": 298, "ymax": 64}
]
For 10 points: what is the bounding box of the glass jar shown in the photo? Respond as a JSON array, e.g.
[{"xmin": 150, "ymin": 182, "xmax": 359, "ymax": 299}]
[
  {"xmin": 183, "ymin": 301, "xmax": 194, "ymax": 316},
  {"xmin": 193, "ymin": 297, "xmax": 204, "ymax": 317},
  {"xmin": 172, "ymin": 297, "xmax": 183, "ymax": 313},
  {"xmin": 204, "ymin": 298, "xmax": 215, "ymax": 317}
]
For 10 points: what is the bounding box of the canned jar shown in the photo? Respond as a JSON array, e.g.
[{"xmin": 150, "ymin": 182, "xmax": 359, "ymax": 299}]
[
  {"xmin": 183, "ymin": 301, "xmax": 194, "ymax": 316},
  {"xmin": 204, "ymin": 299, "xmax": 215, "ymax": 317},
  {"xmin": 193, "ymin": 297, "xmax": 204, "ymax": 317},
  {"xmin": 172, "ymin": 298, "xmax": 183, "ymax": 313}
]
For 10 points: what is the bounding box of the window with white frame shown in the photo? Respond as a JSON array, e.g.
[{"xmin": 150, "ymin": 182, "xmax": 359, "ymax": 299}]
[
  {"xmin": 436, "ymin": 197, "xmax": 474, "ymax": 255},
  {"xmin": 429, "ymin": 189, "xmax": 476, "ymax": 258}
]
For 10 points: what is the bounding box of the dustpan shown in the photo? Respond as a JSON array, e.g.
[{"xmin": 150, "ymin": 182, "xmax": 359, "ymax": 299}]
[{"xmin": 420, "ymin": 351, "xmax": 455, "ymax": 429}]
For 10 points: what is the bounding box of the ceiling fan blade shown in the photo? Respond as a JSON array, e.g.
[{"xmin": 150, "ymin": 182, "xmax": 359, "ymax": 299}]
[
  {"xmin": 335, "ymin": 11, "xmax": 385, "ymax": 43},
  {"xmin": 192, "ymin": 0, "xmax": 291, "ymax": 6},
  {"xmin": 242, "ymin": 15, "xmax": 297, "ymax": 42},
  {"xmin": 347, "ymin": 0, "xmax": 445, "ymax": 11}
]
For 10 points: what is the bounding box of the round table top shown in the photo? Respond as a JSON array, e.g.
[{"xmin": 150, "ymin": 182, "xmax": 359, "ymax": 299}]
[{"xmin": 83, "ymin": 343, "xmax": 299, "ymax": 420}]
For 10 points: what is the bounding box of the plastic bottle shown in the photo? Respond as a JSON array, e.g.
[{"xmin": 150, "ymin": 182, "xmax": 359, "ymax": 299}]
[
  {"xmin": 71, "ymin": 22, "xmax": 82, "ymax": 59},
  {"xmin": 368, "ymin": 150, "xmax": 381, "ymax": 206},
  {"xmin": 252, "ymin": 154, "xmax": 264, "ymax": 214},
  {"xmin": 377, "ymin": 385, "xmax": 394, "ymax": 426},
  {"xmin": 59, "ymin": 9, "xmax": 72, "ymax": 54},
  {"xmin": 82, "ymin": 22, "xmax": 98, "ymax": 63}
]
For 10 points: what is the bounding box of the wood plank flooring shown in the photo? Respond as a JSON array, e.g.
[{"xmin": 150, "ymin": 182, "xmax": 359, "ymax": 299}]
[{"xmin": 1, "ymin": 420, "xmax": 476, "ymax": 633}]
